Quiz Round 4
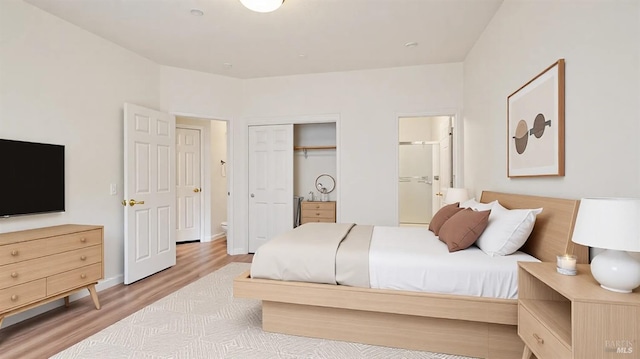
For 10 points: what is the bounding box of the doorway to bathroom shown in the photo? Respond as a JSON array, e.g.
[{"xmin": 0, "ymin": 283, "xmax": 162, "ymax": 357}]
[
  {"xmin": 398, "ymin": 115, "xmax": 453, "ymax": 226},
  {"xmin": 176, "ymin": 116, "xmax": 229, "ymax": 243}
]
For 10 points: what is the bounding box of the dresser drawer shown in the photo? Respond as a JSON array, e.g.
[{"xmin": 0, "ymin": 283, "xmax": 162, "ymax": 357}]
[
  {"xmin": 47, "ymin": 263, "xmax": 102, "ymax": 296},
  {"xmin": 0, "ymin": 229, "xmax": 102, "ymax": 265},
  {"xmin": 0, "ymin": 279, "xmax": 46, "ymax": 312},
  {"xmin": 0, "ymin": 239, "xmax": 50, "ymax": 264},
  {"xmin": 0, "ymin": 245, "xmax": 102, "ymax": 290},
  {"xmin": 47, "ymin": 229, "xmax": 103, "ymax": 254},
  {"xmin": 301, "ymin": 202, "xmax": 335, "ymax": 211},
  {"xmin": 518, "ymin": 305, "xmax": 571, "ymax": 359}
]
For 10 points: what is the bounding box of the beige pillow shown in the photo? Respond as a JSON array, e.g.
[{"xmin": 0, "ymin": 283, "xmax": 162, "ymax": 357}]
[
  {"xmin": 429, "ymin": 202, "xmax": 462, "ymax": 236},
  {"xmin": 439, "ymin": 208, "xmax": 491, "ymax": 252}
]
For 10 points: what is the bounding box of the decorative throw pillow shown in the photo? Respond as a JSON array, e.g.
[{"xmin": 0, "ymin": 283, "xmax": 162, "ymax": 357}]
[
  {"xmin": 460, "ymin": 198, "xmax": 497, "ymax": 212},
  {"xmin": 438, "ymin": 208, "xmax": 491, "ymax": 252},
  {"xmin": 429, "ymin": 202, "xmax": 463, "ymax": 236},
  {"xmin": 475, "ymin": 203, "xmax": 543, "ymax": 256}
]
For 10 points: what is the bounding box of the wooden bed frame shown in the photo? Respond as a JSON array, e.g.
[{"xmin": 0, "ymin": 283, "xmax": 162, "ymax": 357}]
[{"xmin": 234, "ymin": 191, "xmax": 589, "ymax": 359}]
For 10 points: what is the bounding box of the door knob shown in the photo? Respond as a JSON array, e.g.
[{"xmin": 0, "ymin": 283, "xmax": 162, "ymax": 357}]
[
  {"xmin": 435, "ymin": 193, "xmax": 443, "ymax": 197},
  {"xmin": 250, "ymin": 193, "xmax": 255, "ymax": 198},
  {"xmin": 128, "ymin": 199, "xmax": 145, "ymax": 206},
  {"xmin": 193, "ymin": 188, "xmax": 201, "ymax": 193}
]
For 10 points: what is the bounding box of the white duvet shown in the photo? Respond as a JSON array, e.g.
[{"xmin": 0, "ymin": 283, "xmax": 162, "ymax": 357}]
[{"xmin": 369, "ymin": 226, "xmax": 539, "ymax": 299}]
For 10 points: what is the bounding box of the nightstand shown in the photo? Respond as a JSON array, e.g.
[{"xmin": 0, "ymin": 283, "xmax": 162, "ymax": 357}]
[{"xmin": 518, "ymin": 262, "xmax": 639, "ymax": 359}]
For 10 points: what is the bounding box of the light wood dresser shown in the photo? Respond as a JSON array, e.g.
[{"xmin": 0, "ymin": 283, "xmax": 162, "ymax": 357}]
[
  {"xmin": 0, "ymin": 224, "xmax": 104, "ymax": 328},
  {"xmin": 300, "ymin": 201, "xmax": 336, "ymax": 224},
  {"xmin": 518, "ymin": 262, "xmax": 639, "ymax": 359}
]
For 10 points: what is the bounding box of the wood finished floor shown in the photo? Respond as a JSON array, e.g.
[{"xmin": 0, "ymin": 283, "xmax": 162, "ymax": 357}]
[{"xmin": 0, "ymin": 239, "xmax": 253, "ymax": 359}]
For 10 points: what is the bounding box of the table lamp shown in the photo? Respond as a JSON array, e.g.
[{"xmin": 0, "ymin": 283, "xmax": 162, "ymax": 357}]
[
  {"xmin": 444, "ymin": 188, "xmax": 469, "ymax": 205},
  {"xmin": 571, "ymin": 198, "xmax": 640, "ymax": 293}
]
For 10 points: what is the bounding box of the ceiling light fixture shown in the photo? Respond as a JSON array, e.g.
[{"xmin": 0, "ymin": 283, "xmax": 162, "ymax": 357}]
[
  {"xmin": 239, "ymin": 0, "xmax": 284, "ymax": 13},
  {"xmin": 190, "ymin": 9, "xmax": 204, "ymax": 16}
]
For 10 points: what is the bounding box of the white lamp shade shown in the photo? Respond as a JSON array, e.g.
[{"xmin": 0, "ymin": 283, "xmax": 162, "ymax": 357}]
[
  {"xmin": 571, "ymin": 198, "xmax": 640, "ymax": 252},
  {"xmin": 444, "ymin": 188, "xmax": 469, "ymax": 204},
  {"xmin": 239, "ymin": 0, "xmax": 284, "ymax": 13}
]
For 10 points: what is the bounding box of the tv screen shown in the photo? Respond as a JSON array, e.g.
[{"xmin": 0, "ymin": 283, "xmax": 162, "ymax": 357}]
[{"xmin": 0, "ymin": 139, "xmax": 65, "ymax": 217}]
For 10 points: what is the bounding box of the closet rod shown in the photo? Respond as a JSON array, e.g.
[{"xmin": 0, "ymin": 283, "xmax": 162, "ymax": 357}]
[
  {"xmin": 294, "ymin": 145, "xmax": 337, "ymax": 159},
  {"xmin": 398, "ymin": 141, "xmax": 439, "ymax": 145}
]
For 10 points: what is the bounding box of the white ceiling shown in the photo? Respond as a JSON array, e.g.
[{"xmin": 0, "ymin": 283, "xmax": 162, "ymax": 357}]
[{"xmin": 24, "ymin": 0, "xmax": 503, "ymax": 79}]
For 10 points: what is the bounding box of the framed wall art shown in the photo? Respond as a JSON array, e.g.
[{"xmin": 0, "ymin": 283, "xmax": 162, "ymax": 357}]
[{"xmin": 507, "ymin": 59, "xmax": 565, "ymax": 177}]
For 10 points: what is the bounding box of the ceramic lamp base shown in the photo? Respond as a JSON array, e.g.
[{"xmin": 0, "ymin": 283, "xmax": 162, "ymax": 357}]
[{"xmin": 591, "ymin": 249, "xmax": 640, "ymax": 293}]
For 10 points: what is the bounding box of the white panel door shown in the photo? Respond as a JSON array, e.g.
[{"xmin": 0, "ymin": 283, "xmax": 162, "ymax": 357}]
[
  {"xmin": 124, "ymin": 103, "xmax": 176, "ymax": 285},
  {"xmin": 176, "ymin": 127, "xmax": 201, "ymax": 243},
  {"xmin": 248, "ymin": 125, "xmax": 293, "ymax": 252}
]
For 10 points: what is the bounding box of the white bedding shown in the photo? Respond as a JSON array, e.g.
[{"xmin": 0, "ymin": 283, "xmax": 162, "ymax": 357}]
[{"xmin": 369, "ymin": 226, "xmax": 540, "ymax": 299}]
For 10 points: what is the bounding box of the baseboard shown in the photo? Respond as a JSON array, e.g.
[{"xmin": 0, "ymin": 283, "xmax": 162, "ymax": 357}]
[
  {"xmin": 0, "ymin": 274, "xmax": 123, "ymax": 329},
  {"xmin": 210, "ymin": 232, "xmax": 226, "ymax": 241}
]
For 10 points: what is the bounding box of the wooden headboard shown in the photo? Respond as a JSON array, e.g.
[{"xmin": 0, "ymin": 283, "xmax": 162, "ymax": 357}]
[{"xmin": 480, "ymin": 191, "xmax": 588, "ymax": 264}]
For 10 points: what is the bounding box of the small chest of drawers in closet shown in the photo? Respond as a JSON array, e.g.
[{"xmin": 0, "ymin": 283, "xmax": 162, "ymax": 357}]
[{"xmin": 300, "ymin": 201, "xmax": 336, "ymax": 224}]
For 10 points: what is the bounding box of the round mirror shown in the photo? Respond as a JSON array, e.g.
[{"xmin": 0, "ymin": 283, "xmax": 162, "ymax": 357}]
[{"xmin": 315, "ymin": 174, "xmax": 336, "ymax": 194}]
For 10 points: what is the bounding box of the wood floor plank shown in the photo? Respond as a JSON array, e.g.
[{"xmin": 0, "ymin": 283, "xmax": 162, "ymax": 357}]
[{"xmin": 0, "ymin": 239, "xmax": 252, "ymax": 359}]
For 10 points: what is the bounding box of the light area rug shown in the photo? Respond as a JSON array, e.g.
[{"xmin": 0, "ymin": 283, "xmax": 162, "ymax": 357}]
[{"xmin": 52, "ymin": 263, "xmax": 476, "ymax": 359}]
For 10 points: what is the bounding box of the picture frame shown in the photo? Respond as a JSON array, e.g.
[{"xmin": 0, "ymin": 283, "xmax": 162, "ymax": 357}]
[{"xmin": 507, "ymin": 59, "xmax": 565, "ymax": 177}]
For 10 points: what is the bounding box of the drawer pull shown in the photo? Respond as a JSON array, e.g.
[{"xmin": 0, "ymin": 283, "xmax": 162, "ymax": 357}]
[
  {"xmin": 80, "ymin": 255, "xmax": 87, "ymax": 261},
  {"xmin": 11, "ymin": 272, "xmax": 18, "ymax": 278},
  {"xmin": 11, "ymin": 295, "xmax": 18, "ymax": 302},
  {"xmin": 81, "ymin": 273, "xmax": 87, "ymax": 279},
  {"xmin": 80, "ymin": 237, "xmax": 87, "ymax": 243},
  {"xmin": 316, "ymin": 212, "xmax": 320, "ymax": 216},
  {"xmin": 11, "ymin": 250, "xmax": 19, "ymax": 256},
  {"xmin": 533, "ymin": 333, "xmax": 544, "ymax": 345},
  {"xmin": 315, "ymin": 205, "xmax": 320, "ymax": 209}
]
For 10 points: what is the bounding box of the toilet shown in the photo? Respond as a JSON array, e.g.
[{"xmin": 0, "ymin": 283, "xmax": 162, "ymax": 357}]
[{"xmin": 221, "ymin": 221, "xmax": 228, "ymax": 234}]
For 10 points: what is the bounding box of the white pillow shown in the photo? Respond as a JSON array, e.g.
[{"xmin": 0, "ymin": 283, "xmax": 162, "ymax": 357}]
[
  {"xmin": 460, "ymin": 198, "xmax": 497, "ymax": 212},
  {"xmin": 475, "ymin": 203, "xmax": 543, "ymax": 256}
]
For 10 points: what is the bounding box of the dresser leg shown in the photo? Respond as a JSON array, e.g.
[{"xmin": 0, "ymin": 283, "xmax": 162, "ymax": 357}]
[
  {"xmin": 64, "ymin": 296, "xmax": 70, "ymax": 307},
  {"xmin": 87, "ymin": 284, "xmax": 101, "ymax": 310},
  {"xmin": 522, "ymin": 345, "xmax": 533, "ymax": 359}
]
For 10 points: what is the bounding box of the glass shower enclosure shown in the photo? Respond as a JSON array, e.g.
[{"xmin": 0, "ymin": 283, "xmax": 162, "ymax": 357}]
[{"xmin": 398, "ymin": 141, "xmax": 439, "ymax": 226}]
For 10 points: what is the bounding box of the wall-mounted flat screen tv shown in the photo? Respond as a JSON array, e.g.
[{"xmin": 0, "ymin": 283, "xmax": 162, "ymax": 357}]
[{"xmin": 0, "ymin": 139, "xmax": 65, "ymax": 217}]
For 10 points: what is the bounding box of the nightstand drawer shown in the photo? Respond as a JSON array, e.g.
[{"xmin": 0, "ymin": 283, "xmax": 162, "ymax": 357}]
[{"xmin": 519, "ymin": 305, "xmax": 571, "ymax": 359}]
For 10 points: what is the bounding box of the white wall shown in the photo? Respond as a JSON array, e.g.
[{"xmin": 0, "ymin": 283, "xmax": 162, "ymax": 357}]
[
  {"xmin": 232, "ymin": 64, "xmax": 463, "ymax": 252},
  {"xmin": 463, "ymin": 0, "xmax": 640, "ymax": 199},
  {"xmin": 0, "ymin": 0, "xmax": 160, "ymax": 327},
  {"xmin": 159, "ymin": 64, "xmax": 462, "ymax": 254}
]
